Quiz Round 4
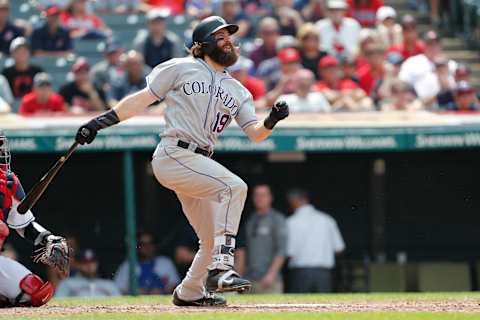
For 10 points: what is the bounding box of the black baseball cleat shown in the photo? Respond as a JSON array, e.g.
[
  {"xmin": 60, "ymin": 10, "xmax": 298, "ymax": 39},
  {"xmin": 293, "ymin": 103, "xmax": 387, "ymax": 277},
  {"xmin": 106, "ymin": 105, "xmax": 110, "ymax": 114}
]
[
  {"xmin": 206, "ymin": 269, "xmax": 252, "ymax": 293},
  {"xmin": 172, "ymin": 290, "xmax": 227, "ymax": 307}
]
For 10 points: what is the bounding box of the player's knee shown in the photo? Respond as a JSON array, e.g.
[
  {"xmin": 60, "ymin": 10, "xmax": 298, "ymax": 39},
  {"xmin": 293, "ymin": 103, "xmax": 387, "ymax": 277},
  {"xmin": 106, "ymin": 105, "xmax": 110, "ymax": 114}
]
[
  {"xmin": 230, "ymin": 178, "xmax": 248, "ymax": 197},
  {"xmin": 19, "ymin": 274, "xmax": 54, "ymax": 307}
]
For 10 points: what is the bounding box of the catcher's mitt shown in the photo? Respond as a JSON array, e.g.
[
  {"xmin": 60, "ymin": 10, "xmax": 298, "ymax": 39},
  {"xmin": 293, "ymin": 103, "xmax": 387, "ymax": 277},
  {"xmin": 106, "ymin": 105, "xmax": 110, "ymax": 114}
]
[{"xmin": 32, "ymin": 234, "xmax": 70, "ymax": 278}]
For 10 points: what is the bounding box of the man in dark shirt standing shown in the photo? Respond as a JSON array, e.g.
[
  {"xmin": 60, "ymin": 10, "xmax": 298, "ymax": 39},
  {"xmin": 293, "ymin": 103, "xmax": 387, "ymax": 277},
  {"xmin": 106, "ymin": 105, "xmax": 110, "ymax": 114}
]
[
  {"xmin": 30, "ymin": 5, "xmax": 73, "ymax": 57},
  {"xmin": 133, "ymin": 8, "xmax": 182, "ymax": 69},
  {"xmin": 2, "ymin": 37, "xmax": 43, "ymax": 98},
  {"xmin": 0, "ymin": 0, "xmax": 24, "ymax": 56}
]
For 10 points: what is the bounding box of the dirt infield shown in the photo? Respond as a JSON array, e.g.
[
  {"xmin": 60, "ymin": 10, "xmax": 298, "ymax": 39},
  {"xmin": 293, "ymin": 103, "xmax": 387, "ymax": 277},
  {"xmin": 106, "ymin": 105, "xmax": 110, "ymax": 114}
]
[{"xmin": 1, "ymin": 299, "xmax": 480, "ymax": 316}]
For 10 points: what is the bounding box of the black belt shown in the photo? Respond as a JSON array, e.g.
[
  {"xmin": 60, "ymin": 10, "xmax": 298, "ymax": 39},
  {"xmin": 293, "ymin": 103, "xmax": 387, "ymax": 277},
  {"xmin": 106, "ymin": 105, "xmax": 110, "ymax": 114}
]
[{"xmin": 177, "ymin": 140, "xmax": 212, "ymax": 157}]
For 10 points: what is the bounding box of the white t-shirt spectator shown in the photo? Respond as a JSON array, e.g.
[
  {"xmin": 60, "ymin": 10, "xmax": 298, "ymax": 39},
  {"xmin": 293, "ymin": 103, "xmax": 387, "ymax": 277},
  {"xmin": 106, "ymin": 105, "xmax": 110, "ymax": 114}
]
[
  {"xmin": 315, "ymin": 18, "xmax": 361, "ymax": 58},
  {"xmin": 55, "ymin": 275, "xmax": 121, "ymax": 297},
  {"xmin": 287, "ymin": 204, "xmax": 345, "ymax": 268},
  {"xmin": 399, "ymin": 54, "xmax": 457, "ymax": 90},
  {"xmin": 279, "ymin": 92, "xmax": 331, "ymax": 113}
]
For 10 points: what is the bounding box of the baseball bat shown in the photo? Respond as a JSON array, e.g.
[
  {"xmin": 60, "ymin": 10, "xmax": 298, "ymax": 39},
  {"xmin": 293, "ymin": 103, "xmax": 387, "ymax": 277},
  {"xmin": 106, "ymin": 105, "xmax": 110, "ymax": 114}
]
[{"xmin": 17, "ymin": 140, "xmax": 79, "ymax": 214}]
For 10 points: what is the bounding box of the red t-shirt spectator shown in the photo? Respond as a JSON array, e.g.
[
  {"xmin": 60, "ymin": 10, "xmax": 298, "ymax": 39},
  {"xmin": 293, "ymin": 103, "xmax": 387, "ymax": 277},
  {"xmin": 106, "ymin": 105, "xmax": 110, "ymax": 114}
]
[
  {"xmin": 145, "ymin": 0, "xmax": 185, "ymax": 15},
  {"xmin": 314, "ymin": 79, "xmax": 359, "ymax": 91},
  {"xmin": 60, "ymin": 11, "xmax": 103, "ymax": 35},
  {"xmin": 19, "ymin": 92, "xmax": 65, "ymax": 115},
  {"xmin": 388, "ymin": 41, "xmax": 426, "ymax": 60},
  {"xmin": 244, "ymin": 76, "xmax": 265, "ymax": 100},
  {"xmin": 347, "ymin": 0, "xmax": 384, "ymax": 28},
  {"xmin": 357, "ymin": 63, "xmax": 385, "ymax": 96}
]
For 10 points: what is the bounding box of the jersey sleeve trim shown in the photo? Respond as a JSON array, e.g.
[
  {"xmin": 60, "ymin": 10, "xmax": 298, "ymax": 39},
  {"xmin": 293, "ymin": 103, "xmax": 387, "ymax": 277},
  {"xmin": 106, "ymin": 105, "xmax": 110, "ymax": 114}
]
[
  {"xmin": 146, "ymin": 77, "xmax": 164, "ymax": 101},
  {"xmin": 240, "ymin": 119, "xmax": 258, "ymax": 129}
]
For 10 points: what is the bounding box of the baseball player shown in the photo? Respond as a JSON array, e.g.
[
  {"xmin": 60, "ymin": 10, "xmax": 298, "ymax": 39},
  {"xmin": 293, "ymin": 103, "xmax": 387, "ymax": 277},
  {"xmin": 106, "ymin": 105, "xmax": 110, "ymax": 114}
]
[
  {"xmin": 75, "ymin": 16, "xmax": 289, "ymax": 307},
  {"xmin": 0, "ymin": 132, "xmax": 70, "ymax": 307}
]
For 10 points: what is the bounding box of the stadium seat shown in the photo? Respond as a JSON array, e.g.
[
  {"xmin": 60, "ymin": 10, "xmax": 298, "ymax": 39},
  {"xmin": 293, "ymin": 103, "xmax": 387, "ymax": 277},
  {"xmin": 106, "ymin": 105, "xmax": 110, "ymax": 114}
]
[
  {"xmin": 100, "ymin": 13, "xmax": 146, "ymax": 30},
  {"xmin": 417, "ymin": 263, "xmax": 471, "ymax": 292},
  {"xmin": 369, "ymin": 263, "xmax": 408, "ymax": 292}
]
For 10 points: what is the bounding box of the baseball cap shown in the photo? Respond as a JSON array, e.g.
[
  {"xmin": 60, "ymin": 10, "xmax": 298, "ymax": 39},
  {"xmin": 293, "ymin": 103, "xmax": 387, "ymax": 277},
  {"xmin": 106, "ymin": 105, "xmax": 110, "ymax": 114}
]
[
  {"xmin": 75, "ymin": 249, "xmax": 97, "ymax": 262},
  {"xmin": 455, "ymin": 64, "xmax": 471, "ymax": 77},
  {"xmin": 103, "ymin": 38, "xmax": 123, "ymax": 54},
  {"xmin": 9, "ymin": 37, "xmax": 29, "ymax": 54},
  {"xmin": 33, "ymin": 72, "xmax": 52, "ymax": 87},
  {"xmin": 72, "ymin": 57, "xmax": 90, "ymax": 73},
  {"xmin": 147, "ymin": 8, "xmax": 170, "ymax": 21},
  {"xmin": 386, "ymin": 51, "xmax": 404, "ymax": 65},
  {"xmin": 401, "ymin": 14, "xmax": 416, "ymax": 28},
  {"xmin": 376, "ymin": 6, "xmax": 396, "ymax": 22},
  {"xmin": 277, "ymin": 48, "xmax": 300, "ymax": 64},
  {"xmin": 423, "ymin": 30, "xmax": 440, "ymax": 44},
  {"xmin": 433, "ymin": 56, "xmax": 448, "ymax": 67},
  {"xmin": 319, "ymin": 55, "xmax": 339, "ymax": 68},
  {"xmin": 275, "ymin": 35, "xmax": 298, "ymax": 51},
  {"xmin": 455, "ymin": 81, "xmax": 475, "ymax": 95},
  {"xmin": 44, "ymin": 4, "xmax": 61, "ymax": 17},
  {"xmin": 327, "ymin": 0, "xmax": 348, "ymax": 10},
  {"xmin": 227, "ymin": 56, "xmax": 253, "ymax": 73}
]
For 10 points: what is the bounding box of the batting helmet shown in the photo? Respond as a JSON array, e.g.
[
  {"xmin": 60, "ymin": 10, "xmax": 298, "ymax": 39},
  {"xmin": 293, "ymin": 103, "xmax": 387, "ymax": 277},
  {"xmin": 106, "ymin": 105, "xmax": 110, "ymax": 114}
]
[{"xmin": 191, "ymin": 16, "xmax": 239, "ymax": 55}]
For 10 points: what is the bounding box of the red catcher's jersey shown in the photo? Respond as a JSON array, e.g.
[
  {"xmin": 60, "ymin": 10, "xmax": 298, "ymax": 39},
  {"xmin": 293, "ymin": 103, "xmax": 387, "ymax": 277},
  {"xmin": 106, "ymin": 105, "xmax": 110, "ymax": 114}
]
[{"xmin": 0, "ymin": 170, "xmax": 25, "ymax": 222}]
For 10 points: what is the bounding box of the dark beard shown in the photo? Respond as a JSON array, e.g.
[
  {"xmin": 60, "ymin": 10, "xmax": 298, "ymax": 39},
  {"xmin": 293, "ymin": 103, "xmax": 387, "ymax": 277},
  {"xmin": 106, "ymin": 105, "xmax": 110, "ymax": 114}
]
[{"xmin": 208, "ymin": 44, "xmax": 238, "ymax": 67}]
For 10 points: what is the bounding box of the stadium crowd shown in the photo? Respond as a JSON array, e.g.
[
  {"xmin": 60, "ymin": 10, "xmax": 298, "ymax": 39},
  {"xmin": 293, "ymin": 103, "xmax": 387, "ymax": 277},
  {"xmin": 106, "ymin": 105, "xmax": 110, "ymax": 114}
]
[{"xmin": 0, "ymin": 0, "xmax": 477, "ymax": 116}]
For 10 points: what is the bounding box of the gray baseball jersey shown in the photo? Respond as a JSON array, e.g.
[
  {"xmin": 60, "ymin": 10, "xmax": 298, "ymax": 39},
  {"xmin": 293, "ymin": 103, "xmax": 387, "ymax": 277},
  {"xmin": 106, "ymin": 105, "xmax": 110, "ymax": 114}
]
[{"xmin": 146, "ymin": 56, "xmax": 258, "ymax": 151}]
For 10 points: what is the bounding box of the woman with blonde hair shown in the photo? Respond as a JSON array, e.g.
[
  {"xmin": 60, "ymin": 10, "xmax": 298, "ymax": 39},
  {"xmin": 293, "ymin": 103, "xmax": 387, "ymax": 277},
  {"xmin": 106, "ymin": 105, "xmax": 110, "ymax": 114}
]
[{"xmin": 296, "ymin": 23, "xmax": 327, "ymax": 79}]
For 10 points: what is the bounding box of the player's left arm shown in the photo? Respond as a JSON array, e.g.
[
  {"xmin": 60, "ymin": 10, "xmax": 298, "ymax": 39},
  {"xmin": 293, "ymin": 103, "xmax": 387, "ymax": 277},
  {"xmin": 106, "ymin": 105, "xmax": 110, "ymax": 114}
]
[{"xmin": 241, "ymin": 101, "xmax": 289, "ymax": 142}]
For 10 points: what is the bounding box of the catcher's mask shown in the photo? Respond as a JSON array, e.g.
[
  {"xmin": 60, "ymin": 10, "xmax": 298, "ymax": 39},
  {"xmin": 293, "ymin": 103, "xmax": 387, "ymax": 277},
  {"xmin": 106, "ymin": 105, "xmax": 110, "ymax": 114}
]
[
  {"xmin": 0, "ymin": 132, "xmax": 11, "ymax": 173},
  {"xmin": 190, "ymin": 16, "xmax": 239, "ymax": 55}
]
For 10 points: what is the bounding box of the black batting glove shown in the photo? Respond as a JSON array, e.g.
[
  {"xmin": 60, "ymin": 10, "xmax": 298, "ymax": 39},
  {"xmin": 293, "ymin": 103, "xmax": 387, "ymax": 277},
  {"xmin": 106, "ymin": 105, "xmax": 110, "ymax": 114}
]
[
  {"xmin": 264, "ymin": 100, "xmax": 289, "ymax": 130},
  {"xmin": 75, "ymin": 109, "xmax": 120, "ymax": 145}
]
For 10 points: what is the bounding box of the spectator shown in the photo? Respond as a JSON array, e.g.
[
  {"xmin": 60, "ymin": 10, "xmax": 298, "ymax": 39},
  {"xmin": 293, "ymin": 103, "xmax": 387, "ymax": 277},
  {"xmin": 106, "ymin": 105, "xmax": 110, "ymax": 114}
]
[
  {"xmin": 31, "ymin": 5, "xmax": 73, "ymax": 57},
  {"xmin": 339, "ymin": 54, "xmax": 359, "ymax": 84},
  {"xmin": 265, "ymin": 47, "xmax": 303, "ymax": 106},
  {"xmin": 454, "ymin": 64, "xmax": 472, "ymax": 83},
  {"xmin": 59, "ymin": 57, "xmax": 107, "ymax": 112},
  {"xmin": 60, "ymin": 0, "xmax": 111, "ymax": 39},
  {"xmin": 55, "ymin": 249, "xmax": 121, "ymax": 297},
  {"xmin": 93, "ymin": 0, "xmax": 140, "ymax": 14},
  {"xmin": 185, "ymin": 0, "xmax": 214, "ymax": 19},
  {"xmin": 314, "ymin": 55, "xmax": 373, "ymax": 111},
  {"xmin": 110, "ymin": 50, "xmax": 151, "ymax": 102},
  {"xmin": 220, "ymin": 0, "xmax": 251, "ymax": 39},
  {"xmin": 248, "ymin": 17, "xmax": 280, "ymax": 69},
  {"xmin": 227, "ymin": 56, "xmax": 266, "ymax": 109},
  {"xmin": 297, "ymin": 23, "xmax": 327, "ymax": 80},
  {"xmin": 388, "ymin": 15, "xmax": 425, "ymax": 60},
  {"xmin": 271, "ymin": 0, "xmax": 304, "ymax": 36},
  {"xmin": 286, "ymin": 189, "xmax": 345, "ymax": 293},
  {"xmin": 441, "ymin": 81, "xmax": 480, "ymax": 112},
  {"xmin": 255, "ymin": 35, "xmax": 298, "ymax": 82},
  {"xmin": 399, "ymin": 31, "xmax": 456, "ymax": 102},
  {"xmin": 354, "ymin": 29, "xmax": 378, "ymax": 71},
  {"xmin": 114, "ymin": 231, "xmax": 180, "ymax": 295},
  {"xmin": 346, "ymin": 0, "xmax": 383, "ymax": 28},
  {"xmin": 19, "ymin": 72, "xmax": 65, "ymax": 115},
  {"xmin": 239, "ymin": 184, "xmax": 287, "ymax": 294},
  {"xmin": 417, "ymin": 56, "xmax": 456, "ymax": 108},
  {"xmin": 90, "ymin": 38, "xmax": 125, "ymax": 99},
  {"xmin": 174, "ymin": 225, "xmax": 198, "ymax": 278},
  {"xmin": 380, "ymin": 79, "xmax": 423, "ymax": 111},
  {"xmin": 301, "ymin": 0, "xmax": 327, "ymax": 22},
  {"xmin": 376, "ymin": 6, "xmax": 402, "ymax": 48},
  {"xmin": 2, "ymin": 37, "xmax": 43, "ymax": 98},
  {"xmin": 133, "ymin": 8, "xmax": 182, "ymax": 69},
  {"xmin": 0, "ymin": 73, "xmax": 13, "ymax": 105},
  {"xmin": 315, "ymin": 0, "xmax": 361, "ymax": 59},
  {"xmin": 140, "ymin": 0, "xmax": 185, "ymax": 15},
  {"xmin": 376, "ymin": 51, "xmax": 404, "ymax": 102},
  {"xmin": 357, "ymin": 43, "xmax": 386, "ymax": 99},
  {"xmin": 0, "ymin": 0, "xmax": 25, "ymax": 56},
  {"xmin": 279, "ymin": 69, "xmax": 331, "ymax": 113}
]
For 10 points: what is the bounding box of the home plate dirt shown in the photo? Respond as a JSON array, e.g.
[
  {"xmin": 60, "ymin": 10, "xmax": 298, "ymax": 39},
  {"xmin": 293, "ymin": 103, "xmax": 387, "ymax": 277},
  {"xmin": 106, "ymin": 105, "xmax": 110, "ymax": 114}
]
[{"xmin": 1, "ymin": 299, "xmax": 480, "ymax": 316}]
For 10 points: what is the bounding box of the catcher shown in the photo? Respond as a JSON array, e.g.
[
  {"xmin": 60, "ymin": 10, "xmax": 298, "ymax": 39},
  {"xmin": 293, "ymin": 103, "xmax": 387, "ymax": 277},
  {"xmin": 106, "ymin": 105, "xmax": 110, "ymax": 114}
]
[{"xmin": 0, "ymin": 132, "xmax": 69, "ymax": 307}]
